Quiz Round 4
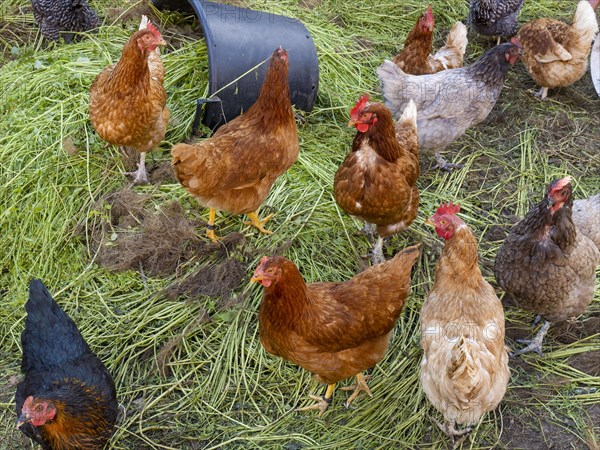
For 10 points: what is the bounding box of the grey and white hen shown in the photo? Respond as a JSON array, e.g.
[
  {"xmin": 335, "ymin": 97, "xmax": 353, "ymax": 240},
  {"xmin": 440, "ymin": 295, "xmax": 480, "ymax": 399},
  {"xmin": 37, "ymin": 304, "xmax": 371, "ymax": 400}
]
[
  {"xmin": 31, "ymin": 0, "xmax": 99, "ymax": 42},
  {"xmin": 377, "ymin": 42, "xmax": 521, "ymax": 171},
  {"xmin": 468, "ymin": 0, "xmax": 525, "ymax": 44}
]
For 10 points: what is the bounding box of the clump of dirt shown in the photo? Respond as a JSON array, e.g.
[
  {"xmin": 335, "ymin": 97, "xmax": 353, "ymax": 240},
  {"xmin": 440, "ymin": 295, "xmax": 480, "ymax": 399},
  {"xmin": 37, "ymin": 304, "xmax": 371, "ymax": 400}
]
[
  {"xmin": 149, "ymin": 160, "xmax": 177, "ymax": 184},
  {"xmin": 85, "ymin": 189, "xmax": 216, "ymax": 277},
  {"xmin": 162, "ymin": 257, "xmax": 246, "ymax": 300}
]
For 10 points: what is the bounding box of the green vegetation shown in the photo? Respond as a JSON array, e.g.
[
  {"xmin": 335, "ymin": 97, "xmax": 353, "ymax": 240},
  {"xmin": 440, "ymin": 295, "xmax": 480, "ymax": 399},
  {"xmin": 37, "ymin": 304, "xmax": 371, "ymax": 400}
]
[{"xmin": 0, "ymin": 0, "xmax": 598, "ymax": 448}]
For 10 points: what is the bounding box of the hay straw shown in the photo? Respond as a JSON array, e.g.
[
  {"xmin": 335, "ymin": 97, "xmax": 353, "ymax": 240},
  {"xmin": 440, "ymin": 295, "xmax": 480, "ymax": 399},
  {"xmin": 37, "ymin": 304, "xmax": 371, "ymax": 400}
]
[{"xmin": 0, "ymin": 0, "xmax": 599, "ymax": 448}]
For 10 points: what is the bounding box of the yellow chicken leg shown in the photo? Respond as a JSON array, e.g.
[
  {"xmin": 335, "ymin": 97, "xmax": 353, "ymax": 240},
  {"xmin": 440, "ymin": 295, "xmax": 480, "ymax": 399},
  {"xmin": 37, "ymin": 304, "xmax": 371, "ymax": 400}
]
[
  {"xmin": 243, "ymin": 211, "xmax": 274, "ymax": 235},
  {"xmin": 341, "ymin": 373, "xmax": 373, "ymax": 407},
  {"xmin": 296, "ymin": 383, "xmax": 336, "ymax": 417},
  {"xmin": 206, "ymin": 208, "xmax": 220, "ymax": 242}
]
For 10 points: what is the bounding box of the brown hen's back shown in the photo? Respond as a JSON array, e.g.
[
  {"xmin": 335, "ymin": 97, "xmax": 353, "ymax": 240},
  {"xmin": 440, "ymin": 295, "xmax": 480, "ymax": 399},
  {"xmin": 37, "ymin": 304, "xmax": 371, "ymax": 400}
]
[
  {"xmin": 257, "ymin": 246, "xmax": 420, "ymax": 385},
  {"xmin": 89, "ymin": 27, "xmax": 168, "ymax": 153},
  {"xmin": 334, "ymin": 100, "xmax": 419, "ymax": 237},
  {"xmin": 171, "ymin": 48, "xmax": 299, "ymax": 215},
  {"xmin": 494, "ymin": 182, "xmax": 600, "ymax": 322},
  {"xmin": 517, "ymin": 1, "xmax": 599, "ymax": 91}
]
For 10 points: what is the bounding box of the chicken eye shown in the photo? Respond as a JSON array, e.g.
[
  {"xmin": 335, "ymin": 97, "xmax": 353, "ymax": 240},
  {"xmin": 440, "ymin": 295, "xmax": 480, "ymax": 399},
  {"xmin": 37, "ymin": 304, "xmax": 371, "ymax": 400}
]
[
  {"xmin": 440, "ymin": 220, "xmax": 447, "ymax": 226},
  {"xmin": 35, "ymin": 405, "xmax": 43, "ymax": 412}
]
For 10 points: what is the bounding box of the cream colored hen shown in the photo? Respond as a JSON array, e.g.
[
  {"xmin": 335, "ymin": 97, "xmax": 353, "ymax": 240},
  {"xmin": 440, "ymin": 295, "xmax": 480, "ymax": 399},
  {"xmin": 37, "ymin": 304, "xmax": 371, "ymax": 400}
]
[{"xmin": 421, "ymin": 203, "xmax": 509, "ymax": 443}]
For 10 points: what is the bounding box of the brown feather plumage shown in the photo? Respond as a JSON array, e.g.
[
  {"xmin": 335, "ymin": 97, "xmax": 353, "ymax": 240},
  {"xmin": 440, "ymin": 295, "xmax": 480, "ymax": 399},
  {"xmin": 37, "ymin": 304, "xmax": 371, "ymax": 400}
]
[
  {"xmin": 422, "ymin": 211, "xmax": 509, "ymax": 434},
  {"xmin": 334, "ymin": 99, "xmax": 419, "ymax": 237},
  {"xmin": 257, "ymin": 246, "xmax": 420, "ymax": 385},
  {"xmin": 393, "ymin": 7, "xmax": 467, "ymax": 75},
  {"xmin": 89, "ymin": 27, "xmax": 169, "ymax": 153},
  {"xmin": 171, "ymin": 48, "xmax": 298, "ymax": 216},
  {"xmin": 517, "ymin": 0, "xmax": 599, "ymax": 95}
]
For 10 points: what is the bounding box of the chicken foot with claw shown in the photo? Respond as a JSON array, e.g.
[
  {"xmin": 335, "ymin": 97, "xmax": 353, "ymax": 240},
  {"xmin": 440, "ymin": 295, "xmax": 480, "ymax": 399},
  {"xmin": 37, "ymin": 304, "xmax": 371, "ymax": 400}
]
[
  {"xmin": 244, "ymin": 211, "xmax": 274, "ymax": 235},
  {"xmin": 513, "ymin": 320, "xmax": 551, "ymax": 356},
  {"xmin": 125, "ymin": 150, "xmax": 150, "ymax": 185},
  {"xmin": 433, "ymin": 153, "xmax": 463, "ymax": 172},
  {"xmin": 431, "ymin": 416, "xmax": 472, "ymax": 447},
  {"xmin": 296, "ymin": 383, "xmax": 335, "ymax": 417},
  {"xmin": 342, "ymin": 373, "xmax": 373, "ymax": 407},
  {"xmin": 534, "ymin": 86, "xmax": 549, "ymax": 100}
]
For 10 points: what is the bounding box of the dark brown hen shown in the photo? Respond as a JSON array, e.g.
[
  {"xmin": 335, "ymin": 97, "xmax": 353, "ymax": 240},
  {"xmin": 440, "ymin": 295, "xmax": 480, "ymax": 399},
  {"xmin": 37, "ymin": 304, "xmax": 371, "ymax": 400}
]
[
  {"xmin": 494, "ymin": 177, "xmax": 600, "ymax": 355},
  {"xmin": 334, "ymin": 96, "xmax": 419, "ymax": 264}
]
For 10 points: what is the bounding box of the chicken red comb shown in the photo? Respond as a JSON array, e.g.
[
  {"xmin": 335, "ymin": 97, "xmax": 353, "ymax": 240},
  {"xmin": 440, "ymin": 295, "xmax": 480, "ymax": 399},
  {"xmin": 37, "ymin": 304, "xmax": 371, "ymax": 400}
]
[
  {"xmin": 510, "ymin": 36, "xmax": 522, "ymax": 48},
  {"xmin": 435, "ymin": 202, "xmax": 461, "ymax": 216},
  {"xmin": 425, "ymin": 4, "xmax": 434, "ymax": 22},
  {"xmin": 146, "ymin": 22, "xmax": 162, "ymax": 39},
  {"xmin": 350, "ymin": 95, "xmax": 369, "ymax": 121},
  {"xmin": 549, "ymin": 176, "xmax": 573, "ymax": 193}
]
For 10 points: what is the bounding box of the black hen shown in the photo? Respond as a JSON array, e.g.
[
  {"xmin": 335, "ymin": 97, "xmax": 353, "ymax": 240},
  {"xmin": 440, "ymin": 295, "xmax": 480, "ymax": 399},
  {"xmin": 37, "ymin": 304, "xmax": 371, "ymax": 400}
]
[
  {"xmin": 31, "ymin": 0, "xmax": 99, "ymax": 42},
  {"xmin": 468, "ymin": 0, "xmax": 524, "ymax": 43},
  {"xmin": 16, "ymin": 279, "xmax": 118, "ymax": 449}
]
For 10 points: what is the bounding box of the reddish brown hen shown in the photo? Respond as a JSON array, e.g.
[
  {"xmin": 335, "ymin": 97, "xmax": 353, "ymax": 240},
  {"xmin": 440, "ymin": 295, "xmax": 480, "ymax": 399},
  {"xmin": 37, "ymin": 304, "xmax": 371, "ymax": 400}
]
[
  {"xmin": 89, "ymin": 18, "xmax": 169, "ymax": 184},
  {"xmin": 334, "ymin": 95, "xmax": 419, "ymax": 264},
  {"xmin": 171, "ymin": 47, "xmax": 299, "ymax": 242},
  {"xmin": 252, "ymin": 245, "xmax": 420, "ymax": 416},
  {"xmin": 494, "ymin": 177, "xmax": 600, "ymax": 355},
  {"xmin": 393, "ymin": 5, "xmax": 468, "ymax": 75}
]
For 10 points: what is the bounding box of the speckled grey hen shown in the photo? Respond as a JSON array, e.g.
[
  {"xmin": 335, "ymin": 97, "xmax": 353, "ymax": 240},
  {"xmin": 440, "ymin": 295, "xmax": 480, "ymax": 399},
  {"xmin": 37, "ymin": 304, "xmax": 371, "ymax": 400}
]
[
  {"xmin": 494, "ymin": 177, "xmax": 600, "ymax": 356},
  {"xmin": 377, "ymin": 41, "xmax": 521, "ymax": 171},
  {"xmin": 468, "ymin": 0, "xmax": 525, "ymax": 44},
  {"xmin": 572, "ymin": 193, "xmax": 600, "ymax": 250},
  {"xmin": 31, "ymin": 0, "xmax": 99, "ymax": 43}
]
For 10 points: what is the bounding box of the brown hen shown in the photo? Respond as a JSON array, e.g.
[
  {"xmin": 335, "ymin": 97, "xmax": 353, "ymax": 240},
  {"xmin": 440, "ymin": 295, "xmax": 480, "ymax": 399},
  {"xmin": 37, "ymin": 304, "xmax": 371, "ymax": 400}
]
[
  {"xmin": 517, "ymin": 0, "xmax": 599, "ymax": 99},
  {"xmin": 393, "ymin": 5, "xmax": 468, "ymax": 75},
  {"xmin": 252, "ymin": 245, "xmax": 420, "ymax": 416},
  {"xmin": 89, "ymin": 18, "xmax": 169, "ymax": 184},
  {"xmin": 422, "ymin": 203, "xmax": 509, "ymax": 443},
  {"xmin": 171, "ymin": 47, "xmax": 299, "ymax": 241},
  {"xmin": 334, "ymin": 96, "xmax": 419, "ymax": 264},
  {"xmin": 494, "ymin": 177, "xmax": 600, "ymax": 355}
]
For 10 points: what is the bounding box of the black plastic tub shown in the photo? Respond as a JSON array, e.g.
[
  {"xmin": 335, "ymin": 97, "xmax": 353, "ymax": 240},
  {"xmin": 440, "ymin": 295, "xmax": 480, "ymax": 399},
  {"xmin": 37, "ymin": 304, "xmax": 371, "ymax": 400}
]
[{"xmin": 153, "ymin": 0, "xmax": 319, "ymax": 132}]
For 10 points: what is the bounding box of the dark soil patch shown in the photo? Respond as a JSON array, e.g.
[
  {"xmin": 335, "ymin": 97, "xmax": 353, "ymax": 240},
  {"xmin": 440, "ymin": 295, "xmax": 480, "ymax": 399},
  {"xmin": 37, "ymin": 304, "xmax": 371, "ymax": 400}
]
[
  {"xmin": 162, "ymin": 257, "xmax": 246, "ymax": 301},
  {"xmin": 83, "ymin": 189, "xmax": 210, "ymax": 277}
]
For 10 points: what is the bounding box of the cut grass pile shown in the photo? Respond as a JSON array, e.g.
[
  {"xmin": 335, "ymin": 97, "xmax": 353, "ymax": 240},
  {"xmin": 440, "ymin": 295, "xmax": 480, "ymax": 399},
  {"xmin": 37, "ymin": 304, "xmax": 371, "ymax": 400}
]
[{"xmin": 0, "ymin": 0, "xmax": 599, "ymax": 448}]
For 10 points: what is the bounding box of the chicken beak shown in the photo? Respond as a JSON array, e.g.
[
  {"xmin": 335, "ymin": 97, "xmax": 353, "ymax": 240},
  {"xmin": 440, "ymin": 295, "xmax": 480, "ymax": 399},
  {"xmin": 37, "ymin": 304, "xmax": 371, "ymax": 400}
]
[
  {"xmin": 347, "ymin": 120, "xmax": 357, "ymax": 127},
  {"xmin": 158, "ymin": 37, "xmax": 167, "ymax": 46},
  {"xmin": 16, "ymin": 414, "xmax": 28, "ymax": 429},
  {"xmin": 250, "ymin": 275, "xmax": 263, "ymax": 284},
  {"xmin": 425, "ymin": 217, "xmax": 435, "ymax": 226}
]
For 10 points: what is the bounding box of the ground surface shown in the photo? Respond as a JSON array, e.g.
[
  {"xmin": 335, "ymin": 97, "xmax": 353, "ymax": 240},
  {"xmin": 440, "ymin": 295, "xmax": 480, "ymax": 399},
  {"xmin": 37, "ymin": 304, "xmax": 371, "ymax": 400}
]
[{"xmin": 0, "ymin": 0, "xmax": 599, "ymax": 449}]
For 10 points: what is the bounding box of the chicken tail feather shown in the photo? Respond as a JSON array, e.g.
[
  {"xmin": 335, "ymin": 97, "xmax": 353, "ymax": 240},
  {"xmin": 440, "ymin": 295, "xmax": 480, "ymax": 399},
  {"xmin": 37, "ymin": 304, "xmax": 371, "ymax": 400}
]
[
  {"xmin": 444, "ymin": 22, "xmax": 468, "ymax": 56},
  {"xmin": 398, "ymin": 99, "xmax": 417, "ymax": 127}
]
